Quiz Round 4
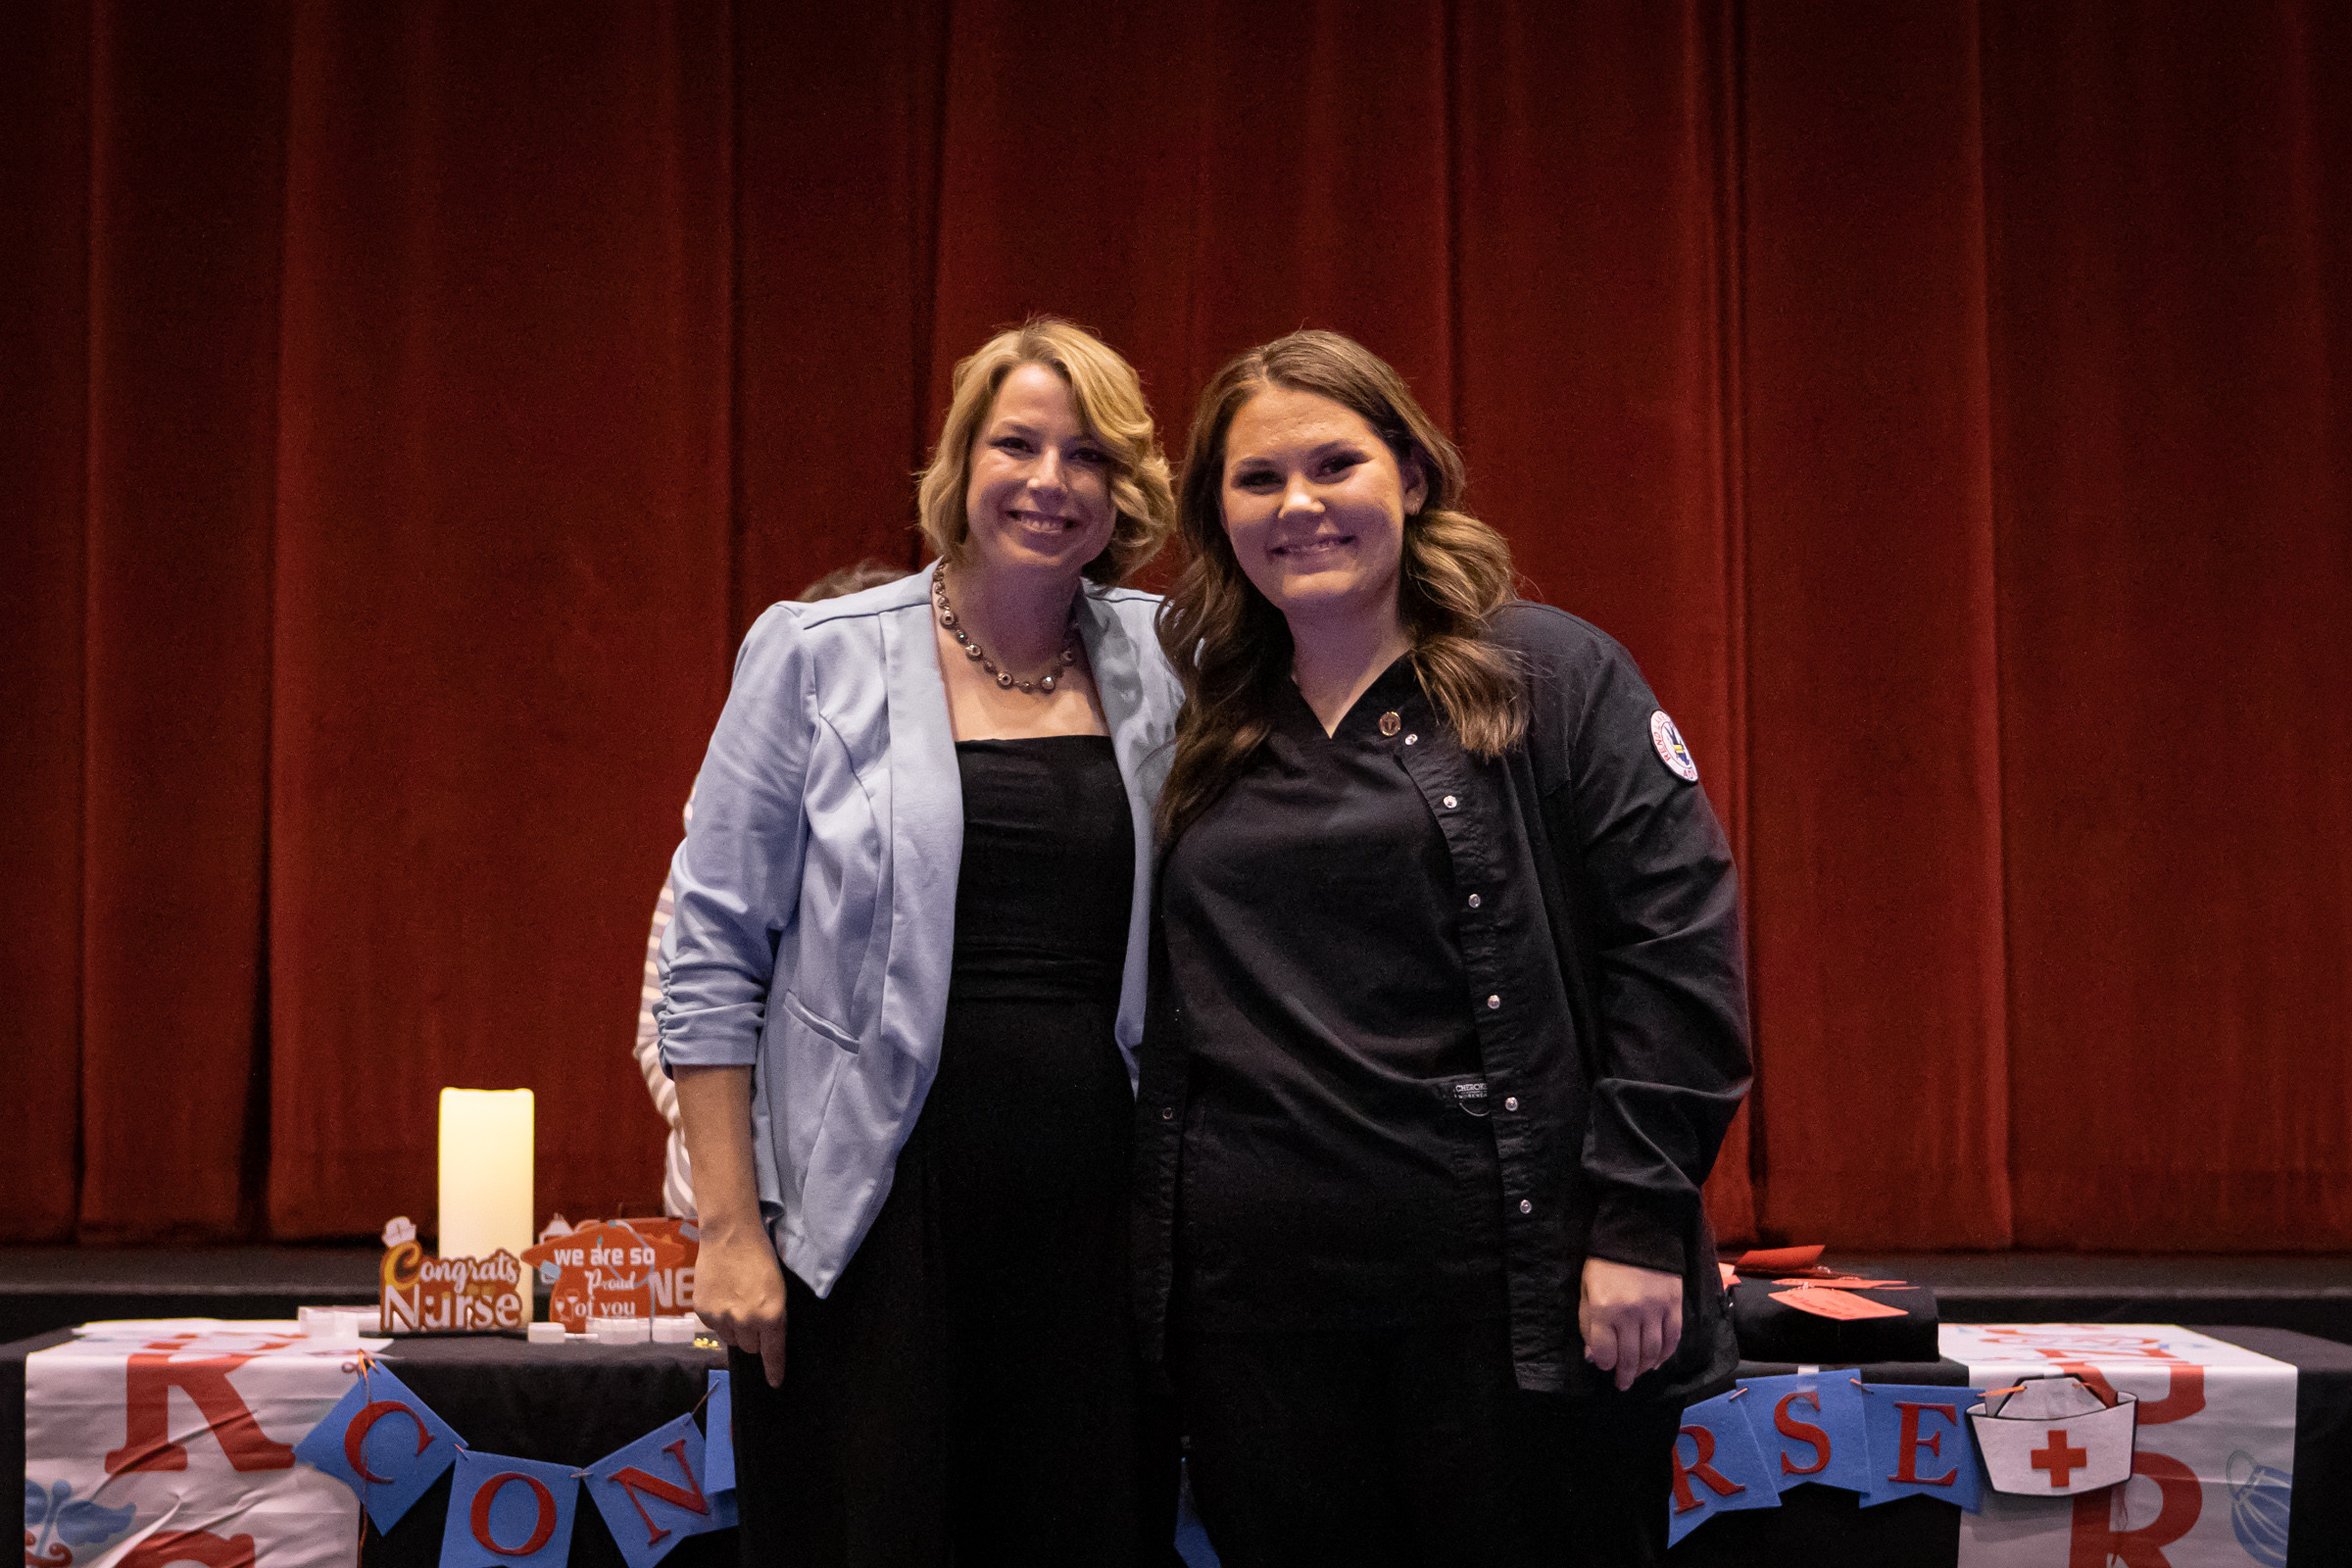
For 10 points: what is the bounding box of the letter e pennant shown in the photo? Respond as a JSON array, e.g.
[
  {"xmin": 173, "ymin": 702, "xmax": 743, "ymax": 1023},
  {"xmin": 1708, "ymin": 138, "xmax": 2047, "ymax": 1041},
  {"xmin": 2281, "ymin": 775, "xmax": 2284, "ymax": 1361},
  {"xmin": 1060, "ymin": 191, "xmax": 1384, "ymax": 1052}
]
[
  {"xmin": 585, "ymin": 1413, "xmax": 737, "ymax": 1568},
  {"xmin": 1858, "ymin": 1381, "xmax": 1985, "ymax": 1512}
]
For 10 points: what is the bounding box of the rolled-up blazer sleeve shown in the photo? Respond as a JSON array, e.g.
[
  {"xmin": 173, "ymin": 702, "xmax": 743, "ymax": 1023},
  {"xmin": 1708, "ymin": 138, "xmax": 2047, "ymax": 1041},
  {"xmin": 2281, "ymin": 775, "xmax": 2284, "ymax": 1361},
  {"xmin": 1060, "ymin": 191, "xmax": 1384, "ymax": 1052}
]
[
  {"xmin": 656, "ymin": 603, "xmax": 812, "ymax": 1073},
  {"xmin": 1550, "ymin": 631, "xmax": 1751, "ymax": 1278}
]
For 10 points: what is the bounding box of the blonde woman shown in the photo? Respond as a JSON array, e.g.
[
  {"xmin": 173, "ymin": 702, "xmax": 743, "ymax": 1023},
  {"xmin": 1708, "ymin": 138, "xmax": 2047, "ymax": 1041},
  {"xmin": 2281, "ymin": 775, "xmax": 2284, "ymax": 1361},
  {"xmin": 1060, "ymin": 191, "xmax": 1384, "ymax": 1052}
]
[
  {"xmin": 661, "ymin": 321, "xmax": 1182, "ymax": 1564},
  {"xmin": 1139, "ymin": 331, "xmax": 1750, "ymax": 1566}
]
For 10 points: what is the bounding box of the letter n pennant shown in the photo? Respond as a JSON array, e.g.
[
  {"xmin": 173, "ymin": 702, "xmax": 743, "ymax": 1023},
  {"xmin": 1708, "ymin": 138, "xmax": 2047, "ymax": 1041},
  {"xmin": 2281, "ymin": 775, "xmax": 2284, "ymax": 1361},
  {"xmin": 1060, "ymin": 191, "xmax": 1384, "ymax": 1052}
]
[
  {"xmin": 584, "ymin": 1413, "xmax": 737, "ymax": 1568},
  {"xmin": 294, "ymin": 1364, "xmax": 462, "ymax": 1530},
  {"xmin": 1666, "ymin": 1388, "xmax": 1778, "ymax": 1546}
]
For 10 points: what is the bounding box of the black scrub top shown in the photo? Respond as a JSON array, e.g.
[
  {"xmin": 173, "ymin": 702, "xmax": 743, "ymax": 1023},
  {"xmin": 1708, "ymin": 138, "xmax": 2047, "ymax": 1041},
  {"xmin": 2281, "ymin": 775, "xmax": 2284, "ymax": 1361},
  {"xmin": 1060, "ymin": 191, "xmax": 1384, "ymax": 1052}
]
[{"xmin": 1164, "ymin": 656, "xmax": 1507, "ymax": 1332}]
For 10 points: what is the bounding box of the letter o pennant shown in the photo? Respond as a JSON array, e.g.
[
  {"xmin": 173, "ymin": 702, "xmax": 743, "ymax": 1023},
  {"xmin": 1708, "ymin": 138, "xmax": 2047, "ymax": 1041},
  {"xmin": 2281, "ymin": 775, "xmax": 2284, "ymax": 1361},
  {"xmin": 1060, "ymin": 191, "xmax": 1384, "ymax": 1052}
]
[{"xmin": 440, "ymin": 1450, "xmax": 580, "ymax": 1568}]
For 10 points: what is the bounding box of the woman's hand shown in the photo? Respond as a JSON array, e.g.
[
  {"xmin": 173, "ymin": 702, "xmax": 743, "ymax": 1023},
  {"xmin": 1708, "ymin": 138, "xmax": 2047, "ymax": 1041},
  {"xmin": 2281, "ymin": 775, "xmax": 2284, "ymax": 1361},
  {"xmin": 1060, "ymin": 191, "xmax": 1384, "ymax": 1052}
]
[
  {"xmin": 672, "ymin": 1064, "xmax": 788, "ymax": 1386},
  {"xmin": 695, "ymin": 1220, "xmax": 788, "ymax": 1386},
  {"xmin": 1580, "ymin": 1255, "xmax": 1684, "ymax": 1392}
]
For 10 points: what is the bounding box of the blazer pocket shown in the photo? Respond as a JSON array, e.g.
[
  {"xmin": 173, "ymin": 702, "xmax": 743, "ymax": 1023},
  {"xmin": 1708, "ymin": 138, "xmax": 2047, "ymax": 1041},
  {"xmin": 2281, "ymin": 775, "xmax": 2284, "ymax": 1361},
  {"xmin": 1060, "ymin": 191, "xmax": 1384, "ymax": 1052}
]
[{"xmin": 779, "ymin": 988, "xmax": 860, "ymax": 1055}]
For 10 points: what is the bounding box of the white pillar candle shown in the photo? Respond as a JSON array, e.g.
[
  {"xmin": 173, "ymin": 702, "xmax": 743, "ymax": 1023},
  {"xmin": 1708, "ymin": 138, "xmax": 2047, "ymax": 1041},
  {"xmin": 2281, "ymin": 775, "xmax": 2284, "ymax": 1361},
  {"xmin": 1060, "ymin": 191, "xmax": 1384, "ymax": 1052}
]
[{"xmin": 437, "ymin": 1087, "xmax": 534, "ymax": 1260}]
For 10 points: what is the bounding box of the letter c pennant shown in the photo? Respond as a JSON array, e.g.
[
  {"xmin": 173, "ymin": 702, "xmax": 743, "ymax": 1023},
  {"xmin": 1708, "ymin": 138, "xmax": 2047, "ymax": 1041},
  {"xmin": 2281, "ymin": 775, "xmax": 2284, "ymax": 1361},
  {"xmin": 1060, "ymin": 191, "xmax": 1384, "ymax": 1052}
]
[{"xmin": 294, "ymin": 1366, "xmax": 462, "ymax": 1531}]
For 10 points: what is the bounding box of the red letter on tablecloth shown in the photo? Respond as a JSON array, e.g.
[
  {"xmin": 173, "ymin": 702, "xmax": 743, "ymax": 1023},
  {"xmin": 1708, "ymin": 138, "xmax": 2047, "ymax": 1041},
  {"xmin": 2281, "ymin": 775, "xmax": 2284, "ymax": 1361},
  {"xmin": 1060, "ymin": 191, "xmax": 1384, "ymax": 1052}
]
[
  {"xmin": 470, "ymin": 1472, "xmax": 559, "ymax": 1557},
  {"xmin": 105, "ymin": 1352, "xmax": 296, "ymax": 1474},
  {"xmin": 1669, "ymin": 1425, "xmax": 1745, "ymax": 1514},
  {"xmin": 2068, "ymin": 1450, "xmax": 2200, "ymax": 1567},
  {"xmin": 2059, "ymin": 1357, "xmax": 2207, "ymax": 1425},
  {"xmin": 345, "ymin": 1399, "xmax": 433, "ymax": 1483},
  {"xmin": 1774, "ymin": 1389, "xmax": 1831, "ymax": 1477},
  {"xmin": 119, "ymin": 1530, "xmax": 257, "ymax": 1568},
  {"xmin": 1889, "ymin": 1401, "xmax": 1958, "ymax": 1487},
  {"xmin": 608, "ymin": 1437, "xmax": 711, "ymax": 1545}
]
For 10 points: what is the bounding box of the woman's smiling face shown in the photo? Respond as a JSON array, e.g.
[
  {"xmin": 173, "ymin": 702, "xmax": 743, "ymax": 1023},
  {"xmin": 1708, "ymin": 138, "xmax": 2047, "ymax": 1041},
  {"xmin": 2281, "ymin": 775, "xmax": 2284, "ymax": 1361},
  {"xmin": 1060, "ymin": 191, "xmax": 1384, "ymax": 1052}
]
[
  {"xmin": 961, "ymin": 362, "xmax": 1117, "ymax": 580},
  {"xmin": 1219, "ymin": 384, "xmax": 1426, "ymax": 630}
]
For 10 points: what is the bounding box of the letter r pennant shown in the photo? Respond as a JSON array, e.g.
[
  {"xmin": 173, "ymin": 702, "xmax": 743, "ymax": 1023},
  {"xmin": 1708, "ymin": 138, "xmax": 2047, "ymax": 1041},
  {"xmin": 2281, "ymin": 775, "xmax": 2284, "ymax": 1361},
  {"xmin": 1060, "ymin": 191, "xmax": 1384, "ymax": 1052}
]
[{"xmin": 1666, "ymin": 1389, "xmax": 1778, "ymax": 1545}]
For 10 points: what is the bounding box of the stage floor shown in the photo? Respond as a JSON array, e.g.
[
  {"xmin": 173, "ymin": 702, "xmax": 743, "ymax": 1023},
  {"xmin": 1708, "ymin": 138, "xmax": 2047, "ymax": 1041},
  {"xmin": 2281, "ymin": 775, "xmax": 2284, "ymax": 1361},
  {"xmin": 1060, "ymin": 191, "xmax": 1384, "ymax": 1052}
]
[{"xmin": 2, "ymin": 1245, "xmax": 2347, "ymax": 1345}]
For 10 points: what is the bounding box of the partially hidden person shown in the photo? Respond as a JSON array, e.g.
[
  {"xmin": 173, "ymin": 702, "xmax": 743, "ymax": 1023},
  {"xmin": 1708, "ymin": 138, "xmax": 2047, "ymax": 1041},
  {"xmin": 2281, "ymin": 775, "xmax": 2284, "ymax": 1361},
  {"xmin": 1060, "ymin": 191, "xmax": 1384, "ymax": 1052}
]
[
  {"xmin": 660, "ymin": 319, "xmax": 1185, "ymax": 1566},
  {"xmin": 630, "ymin": 558, "xmax": 905, "ymax": 1223},
  {"xmin": 1138, "ymin": 329, "xmax": 1752, "ymax": 1567}
]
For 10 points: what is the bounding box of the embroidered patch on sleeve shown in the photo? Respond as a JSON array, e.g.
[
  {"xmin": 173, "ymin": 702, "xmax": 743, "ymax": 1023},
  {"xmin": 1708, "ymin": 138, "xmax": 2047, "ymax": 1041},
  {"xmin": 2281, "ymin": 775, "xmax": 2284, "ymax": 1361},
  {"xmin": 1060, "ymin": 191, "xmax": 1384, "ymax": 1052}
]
[{"xmin": 1650, "ymin": 710, "xmax": 1699, "ymax": 782}]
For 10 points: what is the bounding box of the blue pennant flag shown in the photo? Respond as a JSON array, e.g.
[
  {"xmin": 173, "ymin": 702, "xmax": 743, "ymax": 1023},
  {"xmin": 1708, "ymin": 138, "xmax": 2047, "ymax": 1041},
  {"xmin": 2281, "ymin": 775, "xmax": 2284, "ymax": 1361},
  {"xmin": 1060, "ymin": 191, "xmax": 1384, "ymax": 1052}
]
[
  {"xmin": 703, "ymin": 1370, "xmax": 734, "ymax": 1496},
  {"xmin": 294, "ymin": 1365, "xmax": 463, "ymax": 1531},
  {"xmin": 1858, "ymin": 1382, "xmax": 1985, "ymax": 1512},
  {"xmin": 439, "ymin": 1450, "xmax": 581, "ymax": 1568},
  {"xmin": 1736, "ymin": 1374, "xmax": 1872, "ymax": 1496},
  {"xmin": 585, "ymin": 1413, "xmax": 738, "ymax": 1568},
  {"xmin": 1667, "ymin": 1388, "xmax": 1779, "ymax": 1546}
]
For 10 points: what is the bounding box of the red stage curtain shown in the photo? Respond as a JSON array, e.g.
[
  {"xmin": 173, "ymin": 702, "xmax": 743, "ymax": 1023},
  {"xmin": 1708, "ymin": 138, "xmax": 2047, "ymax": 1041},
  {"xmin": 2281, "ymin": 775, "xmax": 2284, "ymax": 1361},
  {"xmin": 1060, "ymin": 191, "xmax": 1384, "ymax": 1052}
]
[{"xmin": 6, "ymin": 1, "xmax": 2346, "ymax": 1251}]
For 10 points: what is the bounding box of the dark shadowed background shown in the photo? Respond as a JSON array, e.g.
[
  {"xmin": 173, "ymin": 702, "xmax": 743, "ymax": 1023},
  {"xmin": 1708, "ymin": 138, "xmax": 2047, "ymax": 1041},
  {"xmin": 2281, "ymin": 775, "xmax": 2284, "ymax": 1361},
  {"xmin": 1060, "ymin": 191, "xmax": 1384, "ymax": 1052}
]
[{"xmin": 4, "ymin": 1, "xmax": 2347, "ymax": 1253}]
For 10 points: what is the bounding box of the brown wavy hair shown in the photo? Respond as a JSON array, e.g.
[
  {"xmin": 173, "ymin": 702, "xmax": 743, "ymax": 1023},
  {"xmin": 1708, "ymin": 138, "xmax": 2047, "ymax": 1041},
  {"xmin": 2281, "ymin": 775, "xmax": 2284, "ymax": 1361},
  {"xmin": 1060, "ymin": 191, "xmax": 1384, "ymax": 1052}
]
[
  {"xmin": 915, "ymin": 317, "xmax": 1175, "ymax": 585},
  {"xmin": 1157, "ymin": 330, "xmax": 1524, "ymax": 839}
]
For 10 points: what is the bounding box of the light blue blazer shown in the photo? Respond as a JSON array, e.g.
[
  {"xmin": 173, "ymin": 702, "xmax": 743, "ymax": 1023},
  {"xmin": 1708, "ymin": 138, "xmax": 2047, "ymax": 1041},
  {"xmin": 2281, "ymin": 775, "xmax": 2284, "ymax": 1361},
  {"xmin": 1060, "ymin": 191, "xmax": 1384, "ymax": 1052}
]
[{"xmin": 655, "ymin": 567, "xmax": 1181, "ymax": 1296}]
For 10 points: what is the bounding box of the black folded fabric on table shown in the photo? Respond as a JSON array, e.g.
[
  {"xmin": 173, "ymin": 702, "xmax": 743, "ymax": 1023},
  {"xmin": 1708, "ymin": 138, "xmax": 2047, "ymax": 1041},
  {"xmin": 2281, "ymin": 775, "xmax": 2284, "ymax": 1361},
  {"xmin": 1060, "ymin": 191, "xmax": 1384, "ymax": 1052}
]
[{"xmin": 1729, "ymin": 1281, "xmax": 1941, "ymax": 1364}]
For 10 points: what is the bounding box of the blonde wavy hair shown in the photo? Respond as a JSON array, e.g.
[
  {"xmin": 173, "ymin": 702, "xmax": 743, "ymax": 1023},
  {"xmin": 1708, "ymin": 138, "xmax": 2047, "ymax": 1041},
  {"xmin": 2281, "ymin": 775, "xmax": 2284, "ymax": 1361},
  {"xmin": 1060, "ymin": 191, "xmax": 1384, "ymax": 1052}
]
[
  {"xmin": 1157, "ymin": 330, "xmax": 1525, "ymax": 839},
  {"xmin": 915, "ymin": 318, "xmax": 1175, "ymax": 585}
]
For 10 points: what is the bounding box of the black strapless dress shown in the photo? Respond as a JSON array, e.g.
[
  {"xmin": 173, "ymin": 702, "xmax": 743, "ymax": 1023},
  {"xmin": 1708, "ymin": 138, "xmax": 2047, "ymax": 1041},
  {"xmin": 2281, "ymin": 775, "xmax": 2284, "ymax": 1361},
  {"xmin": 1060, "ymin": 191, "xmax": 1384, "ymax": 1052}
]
[{"xmin": 730, "ymin": 736, "xmax": 1173, "ymax": 1568}]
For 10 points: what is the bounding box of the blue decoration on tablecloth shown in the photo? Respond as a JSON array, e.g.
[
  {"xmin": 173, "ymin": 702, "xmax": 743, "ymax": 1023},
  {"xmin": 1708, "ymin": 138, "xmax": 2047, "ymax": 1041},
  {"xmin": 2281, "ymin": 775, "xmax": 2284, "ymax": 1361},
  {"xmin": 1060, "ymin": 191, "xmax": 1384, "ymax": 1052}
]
[
  {"xmin": 295, "ymin": 1364, "xmax": 463, "ymax": 1530},
  {"xmin": 1857, "ymin": 1381, "xmax": 1984, "ymax": 1512},
  {"xmin": 1736, "ymin": 1373, "xmax": 1872, "ymax": 1496},
  {"xmin": 702, "ymin": 1369, "xmax": 733, "ymax": 1495},
  {"xmin": 439, "ymin": 1450, "xmax": 581, "ymax": 1568},
  {"xmin": 1668, "ymin": 1388, "xmax": 1779, "ymax": 1545},
  {"xmin": 23, "ymin": 1479, "xmax": 138, "ymax": 1560},
  {"xmin": 2227, "ymin": 1450, "xmax": 2292, "ymax": 1568},
  {"xmin": 583, "ymin": 1413, "xmax": 736, "ymax": 1568}
]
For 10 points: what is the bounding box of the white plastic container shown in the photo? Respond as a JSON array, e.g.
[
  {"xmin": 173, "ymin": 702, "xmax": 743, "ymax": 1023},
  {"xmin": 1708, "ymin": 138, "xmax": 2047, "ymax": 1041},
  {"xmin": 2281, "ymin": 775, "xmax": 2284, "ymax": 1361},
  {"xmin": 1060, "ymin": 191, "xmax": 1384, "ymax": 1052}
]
[
  {"xmin": 589, "ymin": 1315, "xmax": 652, "ymax": 1345},
  {"xmin": 298, "ymin": 1305, "xmax": 376, "ymax": 1340}
]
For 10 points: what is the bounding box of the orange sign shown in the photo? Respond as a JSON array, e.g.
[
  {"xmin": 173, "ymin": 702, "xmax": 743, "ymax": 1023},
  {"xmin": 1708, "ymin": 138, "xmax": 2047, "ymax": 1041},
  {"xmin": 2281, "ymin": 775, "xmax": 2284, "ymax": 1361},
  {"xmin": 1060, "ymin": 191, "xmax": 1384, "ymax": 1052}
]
[
  {"xmin": 522, "ymin": 1218, "xmax": 693, "ymax": 1333},
  {"xmin": 622, "ymin": 1215, "xmax": 701, "ymax": 1317},
  {"xmin": 379, "ymin": 1217, "xmax": 531, "ymax": 1333},
  {"xmin": 1768, "ymin": 1284, "xmax": 1909, "ymax": 1322}
]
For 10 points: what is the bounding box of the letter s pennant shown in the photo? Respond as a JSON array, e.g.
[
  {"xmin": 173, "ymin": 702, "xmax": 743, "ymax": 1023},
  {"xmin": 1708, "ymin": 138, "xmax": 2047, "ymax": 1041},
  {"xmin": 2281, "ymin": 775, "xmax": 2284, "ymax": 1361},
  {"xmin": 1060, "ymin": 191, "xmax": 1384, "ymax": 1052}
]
[
  {"xmin": 294, "ymin": 1364, "xmax": 462, "ymax": 1530},
  {"xmin": 584, "ymin": 1413, "xmax": 737, "ymax": 1568}
]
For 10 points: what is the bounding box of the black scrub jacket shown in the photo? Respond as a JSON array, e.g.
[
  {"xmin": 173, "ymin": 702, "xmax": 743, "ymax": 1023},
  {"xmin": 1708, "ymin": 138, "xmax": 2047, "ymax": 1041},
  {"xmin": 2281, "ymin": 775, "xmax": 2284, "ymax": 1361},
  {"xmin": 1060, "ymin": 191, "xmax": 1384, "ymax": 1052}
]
[{"xmin": 1134, "ymin": 602, "xmax": 1753, "ymax": 1402}]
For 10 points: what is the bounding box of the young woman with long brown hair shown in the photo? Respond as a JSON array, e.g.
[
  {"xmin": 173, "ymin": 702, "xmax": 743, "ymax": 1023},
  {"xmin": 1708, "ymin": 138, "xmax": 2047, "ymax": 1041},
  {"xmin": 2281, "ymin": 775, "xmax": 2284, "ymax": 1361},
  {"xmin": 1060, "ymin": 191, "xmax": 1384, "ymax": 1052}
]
[{"xmin": 1135, "ymin": 330, "xmax": 1750, "ymax": 1566}]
